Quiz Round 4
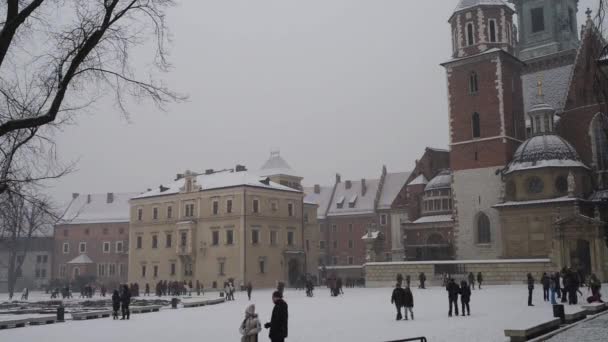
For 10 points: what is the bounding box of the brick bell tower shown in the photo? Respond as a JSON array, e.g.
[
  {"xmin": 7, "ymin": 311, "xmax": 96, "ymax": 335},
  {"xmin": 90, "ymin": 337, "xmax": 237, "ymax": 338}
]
[{"xmin": 442, "ymin": 0, "xmax": 526, "ymax": 260}]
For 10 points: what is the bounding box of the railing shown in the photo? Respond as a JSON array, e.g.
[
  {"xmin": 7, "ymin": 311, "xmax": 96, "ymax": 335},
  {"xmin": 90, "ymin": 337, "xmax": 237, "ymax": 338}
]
[{"xmin": 384, "ymin": 337, "xmax": 427, "ymax": 342}]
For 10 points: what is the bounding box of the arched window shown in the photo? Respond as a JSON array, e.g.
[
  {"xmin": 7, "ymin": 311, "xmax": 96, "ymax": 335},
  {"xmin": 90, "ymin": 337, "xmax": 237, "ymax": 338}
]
[
  {"xmin": 488, "ymin": 19, "xmax": 497, "ymax": 43},
  {"xmin": 477, "ymin": 213, "xmax": 491, "ymax": 244},
  {"xmin": 472, "ymin": 112, "xmax": 481, "ymax": 138},
  {"xmin": 590, "ymin": 113, "xmax": 608, "ymax": 171},
  {"xmin": 469, "ymin": 72, "xmax": 479, "ymax": 94},
  {"xmin": 466, "ymin": 23, "xmax": 475, "ymax": 46}
]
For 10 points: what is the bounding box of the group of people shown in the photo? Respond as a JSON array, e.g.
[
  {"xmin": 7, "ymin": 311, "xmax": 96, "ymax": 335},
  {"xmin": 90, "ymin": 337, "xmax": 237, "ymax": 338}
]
[
  {"xmin": 327, "ymin": 276, "xmax": 344, "ymax": 297},
  {"xmin": 111, "ymin": 284, "xmax": 132, "ymax": 320},
  {"xmin": 239, "ymin": 291, "xmax": 288, "ymax": 342},
  {"xmin": 152, "ymin": 280, "xmax": 203, "ymax": 297},
  {"xmin": 446, "ymin": 278, "xmax": 472, "ymax": 317},
  {"xmin": 391, "ymin": 282, "xmax": 414, "ymax": 320},
  {"xmin": 224, "ymin": 281, "xmax": 236, "ymax": 300},
  {"xmin": 534, "ymin": 269, "xmax": 603, "ymax": 306}
]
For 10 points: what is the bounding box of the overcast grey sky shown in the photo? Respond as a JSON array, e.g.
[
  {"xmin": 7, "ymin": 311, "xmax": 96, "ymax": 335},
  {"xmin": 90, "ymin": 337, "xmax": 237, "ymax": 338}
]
[{"xmin": 48, "ymin": 0, "xmax": 599, "ymax": 202}]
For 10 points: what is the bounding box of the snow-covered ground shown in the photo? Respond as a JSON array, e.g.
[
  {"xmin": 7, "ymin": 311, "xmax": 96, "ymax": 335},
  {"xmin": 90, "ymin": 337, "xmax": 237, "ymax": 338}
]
[{"xmin": 1, "ymin": 284, "xmax": 607, "ymax": 342}]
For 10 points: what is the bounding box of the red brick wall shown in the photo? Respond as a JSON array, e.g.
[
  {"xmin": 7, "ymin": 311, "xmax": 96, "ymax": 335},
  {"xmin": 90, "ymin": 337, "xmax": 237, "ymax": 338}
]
[
  {"xmin": 324, "ymin": 215, "xmax": 375, "ymax": 266},
  {"xmin": 450, "ymin": 7, "xmax": 515, "ymax": 59}
]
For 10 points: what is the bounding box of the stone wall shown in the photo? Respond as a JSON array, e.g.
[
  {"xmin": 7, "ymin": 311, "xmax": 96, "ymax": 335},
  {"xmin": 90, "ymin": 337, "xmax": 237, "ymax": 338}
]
[{"xmin": 365, "ymin": 259, "xmax": 555, "ymax": 288}]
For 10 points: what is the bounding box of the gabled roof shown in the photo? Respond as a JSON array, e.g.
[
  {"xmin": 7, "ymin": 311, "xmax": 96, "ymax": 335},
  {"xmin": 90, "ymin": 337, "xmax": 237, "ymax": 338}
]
[
  {"xmin": 555, "ymin": 213, "xmax": 604, "ymax": 226},
  {"xmin": 377, "ymin": 172, "xmax": 411, "ymax": 210},
  {"xmin": 408, "ymin": 174, "xmax": 428, "ymax": 186},
  {"xmin": 303, "ymin": 185, "xmax": 335, "ymax": 219},
  {"xmin": 258, "ymin": 151, "xmax": 298, "ymax": 177},
  {"xmin": 68, "ymin": 254, "xmax": 93, "ymax": 264},
  {"xmin": 61, "ymin": 192, "xmax": 139, "ymax": 224},
  {"xmin": 327, "ymin": 179, "xmax": 380, "ymax": 216}
]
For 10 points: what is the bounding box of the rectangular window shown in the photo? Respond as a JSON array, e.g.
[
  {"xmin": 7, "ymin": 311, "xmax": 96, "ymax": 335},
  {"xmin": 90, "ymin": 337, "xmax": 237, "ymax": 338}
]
[
  {"xmin": 434, "ymin": 199, "xmax": 441, "ymax": 210},
  {"xmin": 170, "ymin": 263, "xmax": 176, "ymax": 276},
  {"xmin": 252, "ymin": 230, "xmax": 259, "ymax": 244},
  {"xmin": 184, "ymin": 263, "xmax": 193, "ymax": 276},
  {"xmin": 271, "ymin": 201, "xmax": 278, "ymax": 211},
  {"xmin": 109, "ymin": 264, "xmax": 116, "ymax": 276},
  {"xmin": 442, "ymin": 199, "xmax": 449, "ymax": 211},
  {"xmin": 348, "ymin": 256, "xmax": 354, "ymax": 265},
  {"xmin": 332, "ymin": 224, "xmax": 337, "ymax": 233},
  {"xmin": 153, "ymin": 207, "xmax": 158, "ymax": 220},
  {"xmin": 212, "ymin": 231, "xmax": 220, "ymax": 246},
  {"xmin": 226, "ymin": 230, "xmax": 234, "ymax": 245},
  {"xmin": 63, "ymin": 242, "xmax": 69, "ymax": 254},
  {"xmin": 141, "ymin": 265, "xmax": 146, "ymax": 277},
  {"xmin": 166, "ymin": 234, "xmax": 172, "ymax": 248},
  {"xmin": 213, "ymin": 200, "xmax": 219, "ymax": 215},
  {"xmin": 531, "ymin": 7, "xmax": 545, "ymax": 33},
  {"xmin": 348, "ymin": 224, "xmax": 353, "ymax": 232},
  {"xmin": 136, "ymin": 236, "xmax": 142, "ymax": 249},
  {"xmin": 466, "ymin": 22, "xmax": 474, "ymax": 46},
  {"xmin": 167, "ymin": 206, "xmax": 173, "ymax": 219},
  {"xmin": 42, "ymin": 255, "xmax": 48, "ymax": 263},
  {"xmin": 37, "ymin": 255, "xmax": 42, "ymax": 263},
  {"xmin": 259, "ymin": 260, "xmax": 265, "ymax": 274},
  {"xmin": 98, "ymin": 263, "xmax": 106, "ymax": 277},
  {"xmin": 287, "ymin": 231, "xmax": 294, "ymax": 246},
  {"xmin": 103, "ymin": 241, "xmax": 110, "ymax": 253},
  {"xmin": 380, "ymin": 214, "xmax": 388, "ymax": 225},
  {"xmin": 41, "ymin": 269, "xmax": 47, "ymax": 278},
  {"xmin": 79, "ymin": 242, "xmax": 86, "ymax": 254},
  {"xmin": 103, "ymin": 227, "xmax": 108, "ymax": 235},
  {"xmin": 348, "ymin": 240, "xmax": 353, "ymax": 249},
  {"xmin": 306, "ymin": 240, "xmax": 310, "ymax": 251},
  {"xmin": 36, "ymin": 269, "xmax": 41, "ymax": 278},
  {"xmin": 226, "ymin": 199, "xmax": 232, "ymax": 214},
  {"xmin": 153, "ymin": 265, "xmax": 158, "ymax": 278},
  {"xmin": 270, "ymin": 231, "xmax": 278, "ymax": 245},
  {"xmin": 119, "ymin": 263, "xmax": 126, "ymax": 276},
  {"xmin": 333, "ymin": 240, "xmax": 338, "ymax": 249},
  {"xmin": 304, "ymin": 213, "xmax": 309, "ymax": 223},
  {"xmin": 332, "ymin": 256, "xmax": 338, "ymax": 265},
  {"xmin": 59, "ymin": 264, "xmax": 66, "ymax": 277},
  {"xmin": 138, "ymin": 208, "xmax": 143, "ymax": 221},
  {"xmin": 253, "ymin": 199, "xmax": 259, "ymax": 213},
  {"xmin": 181, "ymin": 232, "xmax": 187, "ymax": 247},
  {"xmin": 288, "ymin": 203, "xmax": 294, "ymax": 217},
  {"xmin": 152, "ymin": 235, "xmax": 158, "ymax": 249},
  {"xmin": 319, "ymin": 240, "xmax": 326, "ymax": 249},
  {"xmin": 218, "ymin": 261, "xmax": 225, "ymax": 276},
  {"xmin": 116, "ymin": 241, "xmax": 123, "ymax": 253}
]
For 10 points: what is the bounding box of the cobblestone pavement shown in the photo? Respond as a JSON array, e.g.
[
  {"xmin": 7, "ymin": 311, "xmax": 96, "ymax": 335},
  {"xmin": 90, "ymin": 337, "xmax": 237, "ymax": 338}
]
[{"xmin": 546, "ymin": 311, "xmax": 608, "ymax": 341}]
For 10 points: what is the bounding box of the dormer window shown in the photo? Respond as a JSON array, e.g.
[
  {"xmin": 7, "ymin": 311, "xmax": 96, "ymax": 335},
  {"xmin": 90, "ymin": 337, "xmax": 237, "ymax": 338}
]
[
  {"xmin": 336, "ymin": 196, "xmax": 345, "ymax": 209},
  {"xmin": 466, "ymin": 23, "xmax": 474, "ymax": 46},
  {"xmin": 348, "ymin": 194, "xmax": 358, "ymax": 208}
]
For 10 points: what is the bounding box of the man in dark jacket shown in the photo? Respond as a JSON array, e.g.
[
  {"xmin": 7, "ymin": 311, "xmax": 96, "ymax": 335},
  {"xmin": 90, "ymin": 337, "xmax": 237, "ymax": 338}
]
[
  {"xmin": 541, "ymin": 272, "xmax": 550, "ymax": 302},
  {"xmin": 111, "ymin": 289, "xmax": 120, "ymax": 320},
  {"xmin": 477, "ymin": 272, "xmax": 483, "ymax": 289},
  {"xmin": 418, "ymin": 272, "xmax": 426, "ymax": 289},
  {"xmin": 468, "ymin": 272, "xmax": 475, "ymax": 290},
  {"xmin": 391, "ymin": 283, "xmax": 406, "ymax": 320},
  {"xmin": 265, "ymin": 291, "xmax": 288, "ymax": 342},
  {"xmin": 527, "ymin": 273, "xmax": 535, "ymax": 306},
  {"xmin": 460, "ymin": 281, "xmax": 471, "ymax": 316},
  {"xmin": 403, "ymin": 286, "xmax": 414, "ymax": 320},
  {"xmin": 120, "ymin": 284, "xmax": 131, "ymax": 320},
  {"xmin": 446, "ymin": 278, "xmax": 460, "ymax": 317}
]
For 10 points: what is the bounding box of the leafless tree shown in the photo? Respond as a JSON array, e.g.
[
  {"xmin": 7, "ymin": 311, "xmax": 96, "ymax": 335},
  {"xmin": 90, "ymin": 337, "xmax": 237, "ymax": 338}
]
[
  {"xmin": 0, "ymin": 0, "xmax": 184, "ymax": 195},
  {"xmin": 0, "ymin": 186, "xmax": 64, "ymax": 299}
]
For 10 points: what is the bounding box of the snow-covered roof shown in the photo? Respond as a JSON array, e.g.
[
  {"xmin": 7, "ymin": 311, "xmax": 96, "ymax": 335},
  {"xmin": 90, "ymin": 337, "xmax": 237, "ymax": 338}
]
[
  {"xmin": 411, "ymin": 215, "xmax": 454, "ymax": 224},
  {"xmin": 303, "ymin": 185, "xmax": 335, "ymax": 219},
  {"xmin": 134, "ymin": 170, "xmax": 299, "ymax": 200},
  {"xmin": 328, "ymin": 178, "xmax": 380, "ymax": 216},
  {"xmin": 589, "ymin": 190, "xmax": 608, "ymax": 202},
  {"xmin": 67, "ymin": 254, "xmax": 93, "ymax": 264},
  {"xmin": 361, "ymin": 231, "xmax": 380, "ymax": 240},
  {"xmin": 408, "ymin": 174, "xmax": 428, "ymax": 186},
  {"xmin": 522, "ymin": 65, "xmax": 573, "ymax": 114},
  {"xmin": 493, "ymin": 196, "xmax": 577, "ymax": 208},
  {"xmin": 258, "ymin": 151, "xmax": 298, "ymax": 177},
  {"xmin": 377, "ymin": 172, "xmax": 411, "ymax": 209},
  {"xmin": 61, "ymin": 192, "xmax": 138, "ymax": 224},
  {"xmin": 453, "ymin": 0, "xmax": 508, "ymax": 13},
  {"xmin": 504, "ymin": 134, "xmax": 588, "ymax": 174},
  {"xmin": 425, "ymin": 170, "xmax": 452, "ymax": 191},
  {"xmin": 442, "ymin": 47, "xmax": 503, "ymax": 64}
]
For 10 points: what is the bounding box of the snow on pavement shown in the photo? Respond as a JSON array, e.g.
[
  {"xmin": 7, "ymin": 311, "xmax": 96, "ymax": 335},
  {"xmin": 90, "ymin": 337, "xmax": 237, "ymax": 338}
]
[{"xmin": 2, "ymin": 285, "xmax": 607, "ymax": 342}]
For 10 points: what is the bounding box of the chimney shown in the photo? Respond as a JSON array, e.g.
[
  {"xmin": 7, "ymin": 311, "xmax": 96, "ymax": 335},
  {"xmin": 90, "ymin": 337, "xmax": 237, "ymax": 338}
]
[
  {"xmin": 106, "ymin": 192, "xmax": 114, "ymax": 204},
  {"xmin": 175, "ymin": 173, "xmax": 184, "ymax": 181},
  {"xmin": 87, "ymin": 194, "xmax": 91, "ymax": 204},
  {"xmin": 335, "ymin": 173, "xmax": 341, "ymax": 184},
  {"xmin": 72, "ymin": 193, "xmax": 79, "ymax": 200},
  {"xmin": 205, "ymin": 169, "xmax": 214, "ymax": 175},
  {"xmin": 235, "ymin": 164, "xmax": 247, "ymax": 172},
  {"xmin": 361, "ymin": 178, "xmax": 367, "ymax": 196},
  {"xmin": 314, "ymin": 184, "xmax": 321, "ymax": 194},
  {"xmin": 345, "ymin": 180, "xmax": 352, "ymax": 189}
]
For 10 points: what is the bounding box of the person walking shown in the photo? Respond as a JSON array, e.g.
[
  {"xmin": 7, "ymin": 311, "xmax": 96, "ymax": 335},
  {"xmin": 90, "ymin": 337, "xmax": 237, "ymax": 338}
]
[
  {"xmin": 418, "ymin": 272, "xmax": 426, "ymax": 289},
  {"xmin": 460, "ymin": 280, "xmax": 471, "ymax": 316},
  {"xmin": 240, "ymin": 304, "xmax": 261, "ymax": 342},
  {"xmin": 391, "ymin": 283, "xmax": 406, "ymax": 320},
  {"xmin": 549, "ymin": 274, "xmax": 558, "ymax": 305},
  {"xmin": 468, "ymin": 272, "xmax": 475, "ymax": 290},
  {"xmin": 446, "ymin": 278, "xmax": 460, "ymax": 317},
  {"xmin": 112, "ymin": 289, "xmax": 121, "ymax": 320},
  {"xmin": 541, "ymin": 272, "xmax": 550, "ymax": 302},
  {"xmin": 247, "ymin": 282, "xmax": 253, "ymax": 301},
  {"xmin": 145, "ymin": 283, "xmax": 150, "ymax": 296},
  {"xmin": 527, "ymin": 273, "xmax": 535, "ymax": 306},
  {"xmin": 264, "ymin": 291, "xmax": 288, "ymax": 342},
  {"xmin": 120, "ymin": 284, "xmax": 131, "ymax": 320},
  {"xmin": 477, "ymin": 272, "xmax": 483, "ymax": 290},
  {"xmin": 403, "ymin": 286, "xmax": 414, "ymax": 320},
  {"xmin": 405, "ymin": 275, "xmax": 411, "ymax": 288}
]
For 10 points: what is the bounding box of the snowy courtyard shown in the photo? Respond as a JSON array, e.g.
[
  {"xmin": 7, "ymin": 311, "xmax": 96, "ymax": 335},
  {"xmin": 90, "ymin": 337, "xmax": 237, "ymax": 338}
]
[{"xmin": 2, "ymin": 284, "xmax": 607, "ymax": 342}]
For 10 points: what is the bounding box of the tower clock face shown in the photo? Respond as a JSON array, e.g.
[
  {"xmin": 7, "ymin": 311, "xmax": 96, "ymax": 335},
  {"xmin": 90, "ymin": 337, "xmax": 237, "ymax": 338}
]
[{"xmin": 527, "ymin": 176, "xmax": 544, "ymax": 194}]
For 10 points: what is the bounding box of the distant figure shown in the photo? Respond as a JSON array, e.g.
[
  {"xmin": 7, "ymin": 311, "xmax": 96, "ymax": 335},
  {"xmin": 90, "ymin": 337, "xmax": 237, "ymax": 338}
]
[
  {"xmin": 527, "ymin": 273, "xmax": 535, "ymax": 306},
  {"xmin": 264, "ymin": 291, "xmax": 288, "ymax": 342},
  {"xmin": 196, "ymin": 280, "xmax": 201, "ymax": 296},
  {"xmin": 541, "ymin": 272, "xmax": 550, "ymax": 302},
  {"xmin": 145, "ymin": 283, "xmax": 150, "ymax": 296},
  {"xmin": 446, "ymin": 278, "xmax": 460, "ymax": 317},
  {"xmin": 239, "ymin": 304, "xmax": 261, "ymax": 342},
  {"xmin": 549, "ymin": 274, "xmax": 558, "ymax": 305},
  {"xmin": 247, "ymin": 282, "xmax": 253, "ymax": 301},
  {"xmin": 112, "ymin": 290, "xmax": 120, "ymax": 320},
  {"xmin": 460, "ymin": 280, "xmax": 471, "ymax": 316},
  {"xmin": 391, "ymin": 282, "xmax": 406, "ymax": 320},
  {"xmin": 403, "ymin": 286, "xmax": 414, "ymax": 320},
  {"xmin": 554, "ymin": 271, "xmax": 562, "ymax": 299},
  {"xmin": 20, "ymin": 287, "xmax": 29, "ymax": 301},
  {"xmin": 405, "ymin": 275, "xmax": 411, "ymax": 288},
  {"xmin": 468, "ymin": 272, "xmax": 475, "ymax": 290},
  {"xmin": 477, "ymin": 272, "xmax": 483, "ymax": 289},
  {"xmin": 120, "ymin": 284, "xmax": 131, "ymax": 320},
  {"xmin": 418, "ymin": 272, "xmax": 426, "ymax": 289}
]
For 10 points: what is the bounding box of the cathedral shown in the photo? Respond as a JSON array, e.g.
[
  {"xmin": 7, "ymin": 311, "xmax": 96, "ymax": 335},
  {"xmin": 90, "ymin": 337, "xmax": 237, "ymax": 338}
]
[{"xmin": 444, "ymin": 0, "xmax": 608, "ymax": 280}]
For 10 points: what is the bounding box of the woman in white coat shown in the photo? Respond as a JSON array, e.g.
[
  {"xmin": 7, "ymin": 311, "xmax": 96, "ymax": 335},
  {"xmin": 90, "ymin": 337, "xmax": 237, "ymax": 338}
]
[{"xmin": 239, "ymin": 304, "xmax": 261, "ymax": 342}]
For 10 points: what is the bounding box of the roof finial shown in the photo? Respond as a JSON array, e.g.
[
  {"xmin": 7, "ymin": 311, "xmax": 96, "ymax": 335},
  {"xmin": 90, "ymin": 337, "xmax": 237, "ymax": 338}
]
[{"xmin": 585, "ymin": 8, "xmax": 592, "ymax": 20}]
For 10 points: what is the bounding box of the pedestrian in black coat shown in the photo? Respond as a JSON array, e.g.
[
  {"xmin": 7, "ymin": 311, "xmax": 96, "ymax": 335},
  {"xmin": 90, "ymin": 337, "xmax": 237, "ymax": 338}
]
[
  {"xmin": 541, "ymin": 272, "xmax": 550, "ymax": 302},
  {"xmin": 460, "ymin": 281, "xmax": 471, "ymax": 316},
  {"xmin": 391, "ymin": 283, "xmax": 406, "ymax": 320},
  {"xmin": 405, "ymin": 275, "xmax": 411, "ymax": 288},
  {"xmin": 246, "ymin": 282, "xmax": 253, "ymax": 301},
  {"xmin": 264, "ymin": 291, "xmax": 288, "ymax": 342},
  {"xmin": 418, "ymin": 272, "xmax": 426, "ymax": 289},
  {"xmin": 555, "ymin": 272, "xmax": 562, "ymax": 299},
  {"xmin": 527, "ymin": 273, "xmax": 535, "ymax": 306},
  {"xmin": 111, "ymin": 290, "xmax": 120, "ymax": 320},
  {"xmin": 446, "ymin": 278, "xmax": 460, "ymax": 317},
  {"xmin": 477, "ymin": 272, "xmax": 483, "ymax": 289},
  {"xmin": 120, "ymin": 284, "xmax": 131, "ymax": 320},
  {"xmin": 403, "ymin": 286, "xmax": 414, "ymax": 320}
]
